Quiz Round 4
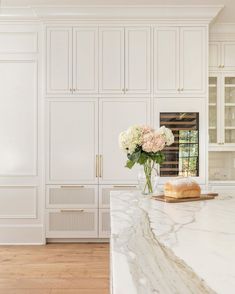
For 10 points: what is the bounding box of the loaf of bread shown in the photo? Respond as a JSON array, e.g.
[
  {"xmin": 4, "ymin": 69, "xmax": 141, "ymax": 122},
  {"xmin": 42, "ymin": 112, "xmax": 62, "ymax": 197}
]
[{"xmin": 164, "ymin": 177, "xmax": 201, "ymax": 199}]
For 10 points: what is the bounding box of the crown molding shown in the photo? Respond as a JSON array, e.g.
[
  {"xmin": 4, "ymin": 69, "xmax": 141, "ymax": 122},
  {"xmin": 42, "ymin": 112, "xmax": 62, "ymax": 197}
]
[{"xmin": 0, "ymin": 5, "xmax": 224, "ymax": 23}]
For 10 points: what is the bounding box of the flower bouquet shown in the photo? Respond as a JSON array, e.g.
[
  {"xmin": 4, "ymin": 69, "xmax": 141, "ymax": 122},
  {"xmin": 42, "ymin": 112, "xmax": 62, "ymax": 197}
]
[{"xmin": 119, "ymin": 125, "xmax": 174, "ymax": 195}]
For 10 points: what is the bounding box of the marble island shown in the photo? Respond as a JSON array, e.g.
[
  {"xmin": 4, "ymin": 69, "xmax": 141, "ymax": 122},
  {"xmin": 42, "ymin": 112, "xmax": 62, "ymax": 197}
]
[{"xmin": 110, "ymin": 190, "xmax": 235, "ymax": 294}]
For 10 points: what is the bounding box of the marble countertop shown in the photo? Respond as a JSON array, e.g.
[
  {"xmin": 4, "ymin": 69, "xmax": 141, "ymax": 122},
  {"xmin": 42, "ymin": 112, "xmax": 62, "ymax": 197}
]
[{"xmin": 110, "ymin": 191, "xmax": 235, "ymax": 294}]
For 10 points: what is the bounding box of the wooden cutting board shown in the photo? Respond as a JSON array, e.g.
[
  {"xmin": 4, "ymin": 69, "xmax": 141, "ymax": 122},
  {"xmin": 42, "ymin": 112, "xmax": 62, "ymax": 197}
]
[{"xmin": 152, "ymin": 193, "xmax": 218, "ymax": 203}]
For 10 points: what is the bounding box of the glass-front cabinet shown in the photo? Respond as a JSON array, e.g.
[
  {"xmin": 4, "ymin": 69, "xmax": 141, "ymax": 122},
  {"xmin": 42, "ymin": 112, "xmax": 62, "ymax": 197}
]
[{"xmin": 209, "ymin": 73, "xmax": 235, "ymax": 148}]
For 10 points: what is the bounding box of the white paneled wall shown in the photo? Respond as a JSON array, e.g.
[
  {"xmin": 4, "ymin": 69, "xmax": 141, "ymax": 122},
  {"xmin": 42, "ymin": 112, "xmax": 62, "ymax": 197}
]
[{"xmin": 0, "ymin": 24, "xmax": 43, "ymax": 244}]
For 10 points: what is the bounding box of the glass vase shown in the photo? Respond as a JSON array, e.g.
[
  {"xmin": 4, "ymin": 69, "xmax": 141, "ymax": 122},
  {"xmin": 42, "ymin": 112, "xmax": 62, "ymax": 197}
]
[{"xmin": 138, "ymin": 160, "xmax": 159, "ymax": 196}]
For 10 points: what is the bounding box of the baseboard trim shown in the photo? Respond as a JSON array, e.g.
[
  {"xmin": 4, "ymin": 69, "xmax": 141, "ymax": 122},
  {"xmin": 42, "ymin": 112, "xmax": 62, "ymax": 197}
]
[
  {"xmin": 0, "ymin": 225, "xmax": 45, "ymax": 244},
  {"xmin": 46, "ymin": 238, "xmax": 110, "ymax": 243}
]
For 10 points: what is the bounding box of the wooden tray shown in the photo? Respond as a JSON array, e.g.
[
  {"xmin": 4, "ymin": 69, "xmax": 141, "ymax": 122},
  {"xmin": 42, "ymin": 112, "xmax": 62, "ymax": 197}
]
[{"xmin": 152, "ymin": 193, "xmax": 218, "ymax": 203}]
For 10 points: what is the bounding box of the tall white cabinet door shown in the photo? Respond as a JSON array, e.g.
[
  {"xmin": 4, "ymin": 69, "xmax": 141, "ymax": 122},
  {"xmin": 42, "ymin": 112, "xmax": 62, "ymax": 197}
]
[
  {"xmin": 154, "ymin": 27, "xmax": 180, "ymax": 95},
  {"xmin": 222, "ymin": 42, "xmax": 235, "ymax": 70},
  {"xmin": 99, "ymin": 98, "xmax": 150, "ymax": 184},
  {"xmin": 125, "ymin": 27, "xmax": 151, "ymax": 94},
  {"xmin": 48, "ymin": 100, "xmax": 98, "ymax": 183},
  {"xmin": 209, "ymin": 42, "xmax": 221, "ymax": 70},
  {"xmin": 180, "ymin": 27, "xmax": 206, "ymax": 95},
  {"xmin": 99, "ymin": 27, "xmax": 124, "ymax": 94},
  {"xmin": 73, "ymin": 27, "xmax": 98, "ymax": 94},
  {"xmin": 0, "ymin": 60, "xmax": 38, "ymax": 176},
  {"xmin": 46, "ymin": 28, "xmax": 72, "ymax": 95}
]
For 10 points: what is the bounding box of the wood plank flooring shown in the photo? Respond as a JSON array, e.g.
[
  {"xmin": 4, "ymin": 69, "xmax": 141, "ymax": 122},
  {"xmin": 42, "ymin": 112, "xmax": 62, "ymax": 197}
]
[{"xmin": 0, "ymin": 243, "xmax": 109, "ymax": 294}]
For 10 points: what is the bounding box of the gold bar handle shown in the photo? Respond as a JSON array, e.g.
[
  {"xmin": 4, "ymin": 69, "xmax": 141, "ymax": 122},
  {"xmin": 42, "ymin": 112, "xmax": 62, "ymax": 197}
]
[
  {"xmin": 60, "ymin": 209, "xmax": 84, "ymax": 213},
  {"xmin": 96, "ymin": 155, "xmax": 99, "ymax": 178},
  {"xmin": 99, "ymin": 155, "xmax": 102, "ymax": 178},
  {"xmin": 60, "ymin": 185, "xmax": 84, "ymax": 189},
  {"xmin": 113, "ymin": 185, "xmax": 137, "ymax": 188}
]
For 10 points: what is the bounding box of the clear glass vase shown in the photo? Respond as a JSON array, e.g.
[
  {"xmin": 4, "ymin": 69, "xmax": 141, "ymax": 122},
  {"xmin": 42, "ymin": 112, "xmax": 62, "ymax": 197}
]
[{"xmin": 138, "ymin": 160, "xmax": 159, "ymax": 196}]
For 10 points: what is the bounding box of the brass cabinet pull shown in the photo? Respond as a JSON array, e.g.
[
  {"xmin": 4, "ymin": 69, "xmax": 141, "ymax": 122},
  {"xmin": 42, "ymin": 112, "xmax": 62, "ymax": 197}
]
[
  {"xmin": 96, "ymin": 155, "xmax": 99, "ymax": 178},
  {"xmin": 99, "ymin": 155, "xmax": 102, "ymax": 178},
  {"xmin": 113, "ymin": 185, "xmax": 137, "ymax": 188},
  {"xmin": 177, "ymin": 88, "xmax": 180, "ymax": 92},
  {"xmin": 181, "ymin": 88, "xmax": 184, "ymax": 91},
  {"xmin": 60, "ymin": 185, "xmax": 84, "ymax": 189},
  {"xmin": 60, "ymin": 209, "xmax": 84, "ymax": 213}
]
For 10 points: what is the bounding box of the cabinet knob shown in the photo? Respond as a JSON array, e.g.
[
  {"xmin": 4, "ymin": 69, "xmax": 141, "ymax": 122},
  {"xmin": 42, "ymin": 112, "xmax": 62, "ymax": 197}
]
[
  {"xmin": 222, "ymin": 65, "xmax": 225, "ymax": 68},
  {"xmin": 126, "ymin": 88, "xmax": 128, "ymax": 92},
  {"xmin": 177, "ymin": 88, "xmax": 180, "ymax": 92},
  {"xmin": 70, "ymin": 88, "xmax": 73, "ymax": 92},
  {"xmin": 181, "ymin": 88, "xmax": 184, "ymax": 91}
]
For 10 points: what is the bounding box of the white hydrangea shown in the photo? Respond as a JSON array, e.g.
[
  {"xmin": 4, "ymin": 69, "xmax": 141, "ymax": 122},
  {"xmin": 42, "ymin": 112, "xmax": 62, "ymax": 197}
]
[
  {"xmin": 157, "ymin": 126, "xmax": 174, "ymax": 146},
  {"xmin": 119, "ymin": 125, "xmax": 142, "ymax": 154}
]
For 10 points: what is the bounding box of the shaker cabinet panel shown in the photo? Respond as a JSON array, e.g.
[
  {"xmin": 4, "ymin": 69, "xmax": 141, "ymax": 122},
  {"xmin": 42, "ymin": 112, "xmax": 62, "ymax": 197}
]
[
  {"xmin": 46, "ymin": 28, "xmax": 72, "ymax": 95},
  {"xmin": 209, "ymin": 42, "xmax": 221, "ymax": 70},
  {"xmin": 154, "ymin": 27, "xmax": 179, "ymax": 94},
  {"xmin": 47, "ymin": 100, "xmax": 98, "ymax": 183},
  {"xmin": 99, "ymin": 27, "xmax": 125, "ymax": 94},
  {"xmin": 99, "ymin": 98, "xmax": 150, "ymax": 184},
  {"xmin": 73, "ymin": 27, "xmax": 98, "ymax": 94},
  {"xmin": 125, "ymin": 27, "xmax": 151, "ymax": 94},
  {"xmin": 223, "ymin": 42, "xmax": 235, "ymax": 70},
  {"xmin": 180, "ymin": 27, "xmax": 206, "ymax": 95}
]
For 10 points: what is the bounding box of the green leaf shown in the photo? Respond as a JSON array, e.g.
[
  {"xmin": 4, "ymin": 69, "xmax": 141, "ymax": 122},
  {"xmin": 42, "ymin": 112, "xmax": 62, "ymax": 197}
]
[
  {"xmin": 128, "ymin": 150, "xmax": 141, "ymax": 163},
  {"xmin": 125, "ymin": 160, "xmax": 135, "ymax": 169},
  {"xmin": 137, "ymin": 152, "xmax": 148, "ymax": 165}
]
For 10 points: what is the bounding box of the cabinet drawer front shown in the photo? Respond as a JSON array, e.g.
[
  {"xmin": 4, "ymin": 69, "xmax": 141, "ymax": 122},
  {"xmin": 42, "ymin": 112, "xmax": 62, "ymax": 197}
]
[
  {"xmin": 46, "ymin": 185, "xmax": 98, "ymax": 208},
  {"xmin": 99, "ymin": 209, "xmax": 110, "ymax": 238},
  {"xmin": 99, "ymin": 185, "xmax": 138, "ymax": 208},
  {"xmin": 46, "ymin": 209, "xmax": 98, "ymax": 238}
]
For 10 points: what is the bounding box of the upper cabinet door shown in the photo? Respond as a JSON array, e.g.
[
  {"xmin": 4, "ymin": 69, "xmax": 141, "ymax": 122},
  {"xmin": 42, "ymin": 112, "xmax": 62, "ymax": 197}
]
[
  {"xmin": 154, "ymin": 27, "xmax": 180, "ymax": 95},
  {"xmin": 209, "ymin": 42, "xmax": 221, "ymax": 70},
  {"xmin": 99, "ymin": 27, "xmax": 125, "ymax": 94},
  {"xmin": 125, "ymin": 27, "xmax": 151, "ymax": 94},
  {"xmin": 48, "ymin": 100, "xmax": 98, "ymax": 183},
  {"xmin": 180, "ymin": 27, "xmax": 206, "ymax": 96},
  {"xmin": 222, "ymin": 42, "xmax": 235, "ymax": 70},
  {"xmin": 46, "ymin": 28, "xmax": 73, "ymax": 95},
  {"xmin": 73, "ymin": 27, "xmax": 98, "ymax": 94}
]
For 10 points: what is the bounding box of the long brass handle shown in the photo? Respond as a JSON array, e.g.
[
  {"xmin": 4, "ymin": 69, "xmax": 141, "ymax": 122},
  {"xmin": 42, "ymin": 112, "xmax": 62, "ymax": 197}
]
[
  {"xmin": 60, "ymin": 209, "xmax": 84, "ymax": 213},
  {"xmin": 113, "ymin": 185, "xmax": 137, "ymax": 188},
  {"xmin": 99, "ymin": 155, "xmax": 102, "ymax": 178},
  {"xmin": 96, "ymin": 155, "xmax": 99, "ymax": 178},
  {"xmin": 60, "ymin": 185, "xmax": 84, "ymax": 189}
]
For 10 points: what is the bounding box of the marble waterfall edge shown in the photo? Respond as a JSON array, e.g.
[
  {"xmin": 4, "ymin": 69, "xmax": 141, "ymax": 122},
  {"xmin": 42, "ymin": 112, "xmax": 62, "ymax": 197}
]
[{"xmin": 110, "ymin": 190, "xmax": 235, "ymax": 294}]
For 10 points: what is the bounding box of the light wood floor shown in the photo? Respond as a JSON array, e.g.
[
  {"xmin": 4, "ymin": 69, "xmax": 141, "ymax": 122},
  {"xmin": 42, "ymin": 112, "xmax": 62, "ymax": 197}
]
[{"xmin": 0, "ymin": 243, "xmax": 109, "ymax": 294}]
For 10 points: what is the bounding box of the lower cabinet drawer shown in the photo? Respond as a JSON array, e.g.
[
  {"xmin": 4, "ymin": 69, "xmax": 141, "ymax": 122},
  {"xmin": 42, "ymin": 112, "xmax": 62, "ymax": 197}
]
[
  {"xmin": 99, "ymin": 185, "xmax": 138, "ymax": 208},
  {"xmin": 46, "ymin": 209, "xmax": 98, "ymax": 238},
  {"xmin": 46, "ymin": 185, "xmax": 98, "ymax": 209},
  {"xmin": 99, "ymin": 209, "xmax": 110, "ymax": 238}
]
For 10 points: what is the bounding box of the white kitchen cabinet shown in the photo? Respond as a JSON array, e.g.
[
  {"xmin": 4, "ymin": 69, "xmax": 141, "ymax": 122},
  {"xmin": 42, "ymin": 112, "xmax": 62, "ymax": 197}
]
[
  {"xmin": 46, "ymin": 28, "xmax": 73, "ymax": 95},
  {"xmin": 46, "ymin": 185, "xmax": 98, "ymax": 209},
  {"xmin": 99, "ymin": 209, "xmax": 110, "ymax": 238},
  {"xmin": 99, "ymin": 98, "xmax": 150, "ymax": 184},
  {"xmin": 154, "ymin": 26, "xmax": 206, "ymax": 97},
  {"xmin": 209, "ymin": 42, "xmax": 235, "ymax": 71},
  {"xmin": 99, "ymin": 26, "xmax": 151, "ymax": 95},
  {"xmin": 47, "ymin": 99, "xmax": 98, "ymax": 183},
  {"xmin": 99, "ymin": 27, "xmax": 125, "ymax": 94},
  {"xmin": 46, "ymin": 208, "xmax": 98, "ymax": 238},
  {"xmin": 46, "ymin": 26, "xmax": 98, "ymax": 96},
  {"xmin": 209, "ymin": 73, "xmax": 235, "ymax": 148},
  {"xmin": 73, "ymin": 27, "xmax": 98, "ymax": 94},
  {"xmin": 154, "ymin": 27, "xmax": 179, "ymax": 95},
  {"xmin": 180, "ymin": 27, "xmax": 206, "ymax": 95},
  {"xmin": 125, "ymin": 27, "xmax": 151, "ymax": 94}
]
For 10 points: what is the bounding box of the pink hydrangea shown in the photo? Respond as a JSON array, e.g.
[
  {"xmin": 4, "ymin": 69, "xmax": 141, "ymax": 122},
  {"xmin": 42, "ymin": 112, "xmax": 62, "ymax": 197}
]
[{"xmin": 142, "ymin": 132, "xmax": 166, "ymax": 153}]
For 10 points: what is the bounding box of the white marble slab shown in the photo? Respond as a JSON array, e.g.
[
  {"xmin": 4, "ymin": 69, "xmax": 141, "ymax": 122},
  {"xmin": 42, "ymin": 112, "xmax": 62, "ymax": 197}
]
[{"xmin": 110, "ymin": 190, "xmax": 235, "ymax": 294}]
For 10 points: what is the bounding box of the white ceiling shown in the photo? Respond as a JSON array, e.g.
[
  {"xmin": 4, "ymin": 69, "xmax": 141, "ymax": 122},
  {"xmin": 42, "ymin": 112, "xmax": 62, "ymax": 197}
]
[{"xmin": 1, "ymin": 0, "xmax": 234, "ymax": 23}]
